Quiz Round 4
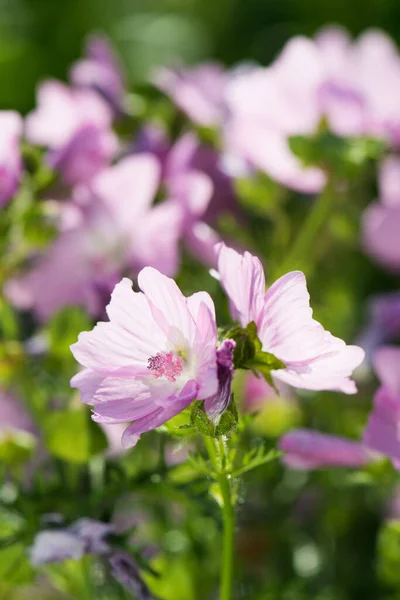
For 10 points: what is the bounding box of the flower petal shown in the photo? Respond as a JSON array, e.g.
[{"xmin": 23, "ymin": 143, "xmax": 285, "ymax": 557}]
[
  {"xmin": 217, "ymin": 243, "xmax": 266, "ymax": 327},
  {"xmin": 280, "ymin": 429, "xmax": 371, "ymax": 470}
]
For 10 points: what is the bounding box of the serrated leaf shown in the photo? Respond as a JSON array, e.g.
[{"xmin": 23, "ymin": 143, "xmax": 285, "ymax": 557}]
[{"xmin": 231, "ymin": 447, "xmax": 282, "ymax": 479}]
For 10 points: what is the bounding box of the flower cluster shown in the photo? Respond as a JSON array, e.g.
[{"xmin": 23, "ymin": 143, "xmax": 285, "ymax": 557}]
[{"xmin": 71, "ymin": 244, "xmax": 364, "ymax": 446}]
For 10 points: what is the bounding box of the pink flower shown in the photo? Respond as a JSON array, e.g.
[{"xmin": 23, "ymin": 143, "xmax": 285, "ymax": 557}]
[
  {"xmin": 279, "ymin": 429, "xmax": 371, "ymax": 470},
  {"xmin": 70, "ymin": 35, "xmax": 125, "ymax": 111},
  {"xmin": 280, "ymin": 346, "xmax": 400, "ymax": 471},
  {"xmin": 357, "ymin": 292, "xmax": 400, "ymax": 359},
  {"xmin": 223, "ymin": 40, "xmax": 326, "ymax": 193},
  {"xmin": 0, "ymin": 111, "xmax": 23, "ymax": 206},
  {"xmin": 0, "ymin": 388, "xmax": 36, "ymax": 438},
  {"xmin": 70, "ymin": 273, "xmax": 219, "ymax": 447},
  {"xmin": 132, "ymin": 129, "xmax": 237, "ymax": 267},
  {"xmin": 363, "ymin": 155, "xmax": 400, "ymax": 271},
  {"xmin": 25, "ymin": 81, "xmax": 117, "ymax": 185},
  {"xmin": 363, "ymin": 346, "xmax": 400, "ymax": 466},
  {"xmin": 6, "ymin": 154, "xmax": 182, "ymax": 319},
  {"xmin": 243, "ymin": 373, "xmax": 291, "ymax": 413},
  {"xmin": 217, "ymin": 244, "xmax": 364, "ymax": 393},
  {"xmin": 154, "ymin": 63, "xmax": 226, "ymax": 126}
]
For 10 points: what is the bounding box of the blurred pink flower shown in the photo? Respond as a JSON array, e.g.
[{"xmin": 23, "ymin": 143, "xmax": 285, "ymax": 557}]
[
  {"xmin": 6, "ymin": 154, "xmax": 182, "ymax": 319},
  {"xmin": 0, "ymin": 388, "xmax": 36, "ymax": 438},
  {"xmin": 0, "ymin": 111, "xmax": 23, "ymax": 206},
  {"xmin": 217, "ymin": 243, "xmax": 364, "ymax": 393},
  {"xmin": 25, "ymin": 81, "xmax": 117, "ymax": 185},
  {"xmin": 132, "ymin": 129, "xmax": 237, "ymax": 267},
  {"xmin": 281, "ymin": 345, "xmax": 400, "ymax": 471},
  {"xmin": 363, "ymin": 346, "xmax": 400, "ymax": 467},
  {"xmin": 224, "ymin": 40, "xmax": 326, "ymax": 193},
  {"xmin": 71, "ymin": 274, "xmax": 219, "ymax": 447},
  {"xmin": 70, "ymin": 35, "xmax": 125, "ymax": 111},
  {"xmin": 242, "ymin": 372, "xmax": 291, "ymax": 413},
  {"xmin": 363, "ymin": 155, "xmax": 400, "ymax": 271},
  {"xmin": 154, "ymin": 63, "xmax": 226, "ymax": 126},
  {"xmin": 357, "ymin": 292, "xmax": 400, "ymax": 359},
  {"xmin": 279, "ymin": 429, "xmax": 371, "ymax": 470}
]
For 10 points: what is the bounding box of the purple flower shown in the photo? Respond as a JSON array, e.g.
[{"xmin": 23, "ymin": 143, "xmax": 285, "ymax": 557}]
[
  {"xmin": 223, "ymin": 41, "xmax": 326, "ymax": 192},
  {"xmin": 0, "ymin": 388, "xmax": 36, "ymax": 438},
  {"xmin": 217, "ymin": 243, "xmax": 365, "ymax": 393},
  {"xmin": 243, "ymin": 373, "xmax": 291, "ymax": 413},
  {"xmin": 70, "ymin": 274, "xmax": 219, "ymax": 447},
  {"xmin": 363, "ymin": 155, "xmax": 400, "ymax": 272},
  {"xmin": 132, "ymin": 129, "xmax": 237, "ymax": 267},
  {"xmin": 25, "ymin": 81, "xmax": 117, "ymax": 185},
  {"xmin": 357, "ymin": 292, "xmax": 400, "ymax": 359},
  {"xmin": 0, "ymin": 111, "xmax": 23, "ymax": 206},
  {"xmin": 281, "ymin": 345, "xmax": 400, "ymax": 471},
  {"xmin": 363, "ymin": 346, "xmax": 400, "ymax": 466},
  {"xmin": 279, "ymin": 429, "xmax": 371, "ymax": 470},
  {"xmin": 30, "ymin": 518, "xmax": 114, "ymax": 565},
  {"xmin": 70, "ymin": 35, "xmax": 125, "ymax": 111},
  {"xmin": 154, "ymin": 63, "xmax": 226, "ymax": 126},
  {"xmin": 7, "ymin": 154, "xmax": 182, "ymax": 319},
  {"xmin": 204, "ymin": 339, "xmax": 236, "ymax": 421}
]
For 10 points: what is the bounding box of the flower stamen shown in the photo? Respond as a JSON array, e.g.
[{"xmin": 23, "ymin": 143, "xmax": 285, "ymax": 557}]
[{"xmin": 147, "ymin": 351, "xmax": 184, "ymax": 382}]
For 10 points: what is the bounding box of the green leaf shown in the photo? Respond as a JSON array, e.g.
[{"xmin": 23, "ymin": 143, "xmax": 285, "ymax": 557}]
[
  {"xmin": 378, "ymin": 520, "xmax": 400, "ymax": 589},
  {"xmin": 0, "ymin": 430, "xmax": 37, "ymax": 466},
  {"xmin": 190, "ymin": 402, "xmax": 215, "ymax": 438},
  {"xmin": 231, "ymin": 446, "xmax": 282, "ymax": 479},
  {"xmin": 0, "ymin": 543, "xmax": 34, "ymax": 585},
  {"xmin": 44, "ymin": 409, "xmax": 107, "ymax": 464},
  {"xmin": 0, "ymin": 507, "xmax": 25, "ymax": 541},
  {"xmin": 289, "ymin": 131, "xmax": 387, "ymax": 179},
  {"xmin": 215, "ymin": 398, "xmax": 238, "ymax": 438},
  {"xmin": 227, "ymin": 321, "xmax": 259, "ymax": 369},
  {"xmin": 47, "ymin": 307, "xmax": 92, "ymax": 361},
  {"xmin": 226, "ymin": 321, "xmax": 286, "ymax": 386}
]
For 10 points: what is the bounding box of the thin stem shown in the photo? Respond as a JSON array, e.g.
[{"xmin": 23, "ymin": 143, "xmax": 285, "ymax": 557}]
[
  {"xmin": 204, "ymin": 438, "xmax": 235, "ymax": 600},
  {"xmin": 273, "ymin": 179, "xmax": 336, "ymax": 279},
  {"xmin": 218, "ymin": 470, "xmax": 235, "ymax": 600}
]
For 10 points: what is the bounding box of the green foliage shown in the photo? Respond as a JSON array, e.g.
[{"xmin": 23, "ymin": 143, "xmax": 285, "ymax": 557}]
[
  {"xmin": 47, "ymin": 307, "xmax": 92, "ymax": 361},
  {"xmin": 378, "ymin": 520, "xmax": 400, "ymax": 589},
  {"xmin": 289, "ymin": 132, "xmax": 387, "ymax": 179},
  {"xmin": 227, "ymin": 321, "xmax": 286, "ymax": 388},
  {"xmin": 43, "ymin": 409, "xmax": 107, "ymax": 463},
  {"xmin": 190, "ymin": 399, "xmax": 238, "ymax": 439},
  {"xmin": 231, "ymin": 446, "xmax": 282, "ymax": 479},
  {"xmin": 0, "ymin": 430, "xmax": 37, "ymax": 466}
]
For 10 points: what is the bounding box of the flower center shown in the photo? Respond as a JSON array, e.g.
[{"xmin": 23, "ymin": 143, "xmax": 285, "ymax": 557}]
[{"xmin": 147, "ymin": 351, "xmax": 184, "ymax": 382}]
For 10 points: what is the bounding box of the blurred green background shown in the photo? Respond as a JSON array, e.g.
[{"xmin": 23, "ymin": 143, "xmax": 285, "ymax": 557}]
[{"xmin": 2, "ymin": 0, "xmax": 400, "ymax": 112}]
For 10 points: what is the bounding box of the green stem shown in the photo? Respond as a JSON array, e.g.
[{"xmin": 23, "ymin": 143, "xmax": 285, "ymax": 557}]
[
  {"xmin": 218, "ymin": 470, "xmax": 235, "ymax": 600},
  {"xmin": 273, "ymin": 179, "xmax": 336, "ymax": 279},
  {"xmin": 204, "ymin": 438, "xmax": 235, "ymax": 600}
]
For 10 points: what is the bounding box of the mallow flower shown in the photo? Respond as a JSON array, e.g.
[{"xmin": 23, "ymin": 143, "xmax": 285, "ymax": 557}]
[
  {"xmin": 216, "ymin": 244, "xmax": 364, "ymax": 393},
  {"xmin": 363, "ymin": 155, "xmax": 400, "ymax": 272},
  {"xmin": 363, "ymin": 346, "xmax": 400, "ymax": 467},
  {"xmin": 70, "ymin": 34, "xmax": 126, "ymax": 112},
  {"xmin": 279, "ymin": 429, "xmax": 372, "ymax": 470},
  {"xmin": 357, "ymin": 291, "xmax": 400, "ymax": 359},
  {"xmin": 0, "ymin": 111, "xmax": 23, "ymax": 206},
  {"xmin": 7, "ymin": 154, "xmax": 182, "ymax": 319},
  {"xmin": 280, "ymin": 345, "xmax": 400, "ymax": 470},
  {"xmin": 70, "ymin": 272, "xmax": 221, "ymax": 447},
  {"xmin": 25, "ymin": 80, "xmax": 117, "ymax": 185},
  {"xmin": 154, "ymin": 63, "xmax": 227, "ymax": 127}
]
